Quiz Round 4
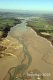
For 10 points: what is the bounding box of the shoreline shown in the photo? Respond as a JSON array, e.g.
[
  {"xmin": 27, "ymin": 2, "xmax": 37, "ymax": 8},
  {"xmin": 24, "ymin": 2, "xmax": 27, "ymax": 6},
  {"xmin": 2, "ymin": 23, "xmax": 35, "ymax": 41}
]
[
  {"xmin": 0, "ymin": 18, "xmax": 22, "ymax": 40},
  {"xmin": 27, "ymin": 24, "xmax": 53, "ymax": 46},
  {"xmin": 0, "ymin": 18, "xmax": 53, "ymax": 80}
]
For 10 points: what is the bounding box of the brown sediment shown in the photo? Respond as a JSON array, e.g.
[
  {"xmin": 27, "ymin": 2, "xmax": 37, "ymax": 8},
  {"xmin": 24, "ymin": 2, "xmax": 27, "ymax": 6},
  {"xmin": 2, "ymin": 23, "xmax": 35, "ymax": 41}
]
[
  {"xmin": 21, "ymin": 27, "xmax": 53, "ymax": 80},
  {"xmin": 0, "ymin": 35, "xmax": 24, "ymax": 80},
  {"xmin": 27, "ymin": 24, "xmax": 53, "ymax": 46},
  {"xmin": 0, "ymin": 19, "xmax": 53, "ymax": 80}
]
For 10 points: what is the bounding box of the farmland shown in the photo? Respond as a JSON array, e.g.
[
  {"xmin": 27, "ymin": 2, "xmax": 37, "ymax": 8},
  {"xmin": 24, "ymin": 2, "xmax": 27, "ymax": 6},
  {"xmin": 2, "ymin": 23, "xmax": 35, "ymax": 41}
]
[
  {"xmin": 0, "ymin": 15, "xmax": 21, "ymax": 38},
  {"xmin": 27, "ymin": 17, "xmax": 53, "ymax": 45}
]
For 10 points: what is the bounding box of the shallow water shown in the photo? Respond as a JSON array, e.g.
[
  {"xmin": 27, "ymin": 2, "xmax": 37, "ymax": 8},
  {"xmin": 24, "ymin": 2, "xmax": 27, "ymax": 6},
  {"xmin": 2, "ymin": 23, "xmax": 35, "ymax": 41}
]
[
  {"xmin": 4, "ymin": 17, "xmax": 53, "ymax": 80},
  {"xmin": 5, "ymin": 18, "xmax": 32, "ymax": 80}
]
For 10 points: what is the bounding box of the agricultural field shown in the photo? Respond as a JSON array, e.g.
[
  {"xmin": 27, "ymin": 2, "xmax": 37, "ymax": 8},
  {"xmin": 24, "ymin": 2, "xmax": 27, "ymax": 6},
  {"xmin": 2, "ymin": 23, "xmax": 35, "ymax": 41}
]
[
  {"xmin": 27, "ymin": 18, "xmax": 53, "ymax": 34},
  {"xmin": 0, "ymin": 16, "xmax": 21, "ymax": 38},
  {"xmin": 27, "ymin": 17, "xmax": 53, "ymax": 45}
]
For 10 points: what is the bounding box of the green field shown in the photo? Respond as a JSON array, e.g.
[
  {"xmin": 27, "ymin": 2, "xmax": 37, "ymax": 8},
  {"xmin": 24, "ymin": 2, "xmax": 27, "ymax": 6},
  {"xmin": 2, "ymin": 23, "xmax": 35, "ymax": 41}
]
[
  {"xmin": 27, "ymin": 17, "xmax": 53, "ymax": 37},
  {"xmin": 0, "ymin": 17, "xmax": 21, "ymax": 38}
]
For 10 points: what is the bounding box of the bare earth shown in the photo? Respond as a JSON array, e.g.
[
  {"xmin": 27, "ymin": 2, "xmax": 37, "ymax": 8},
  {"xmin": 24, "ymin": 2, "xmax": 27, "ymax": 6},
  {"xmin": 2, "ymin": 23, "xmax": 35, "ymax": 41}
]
[
  {"xmin": 0, "ymin": 36, "xmax": 24, "ymax": 80},
  {"xmin": 20, "ymin": 27, "xmax": 53, "ymax": 80},
  {"xmin": 0, "ymin": 27, "xmax": 53, "ymax": 80}
]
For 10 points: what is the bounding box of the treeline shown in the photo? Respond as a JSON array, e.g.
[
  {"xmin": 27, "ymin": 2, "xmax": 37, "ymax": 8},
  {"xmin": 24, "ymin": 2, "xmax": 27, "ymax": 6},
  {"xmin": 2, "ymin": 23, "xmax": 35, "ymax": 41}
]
[
  {"xmin": 0, "ymin": 18, "xmax": 21, "ymax": 38},
  {"xmin": 27, "ymin": 23, "xmax": 53, "ymax": 33},
  {"xmin": 27, "ymin": 21, "xmax": 53, "ymax": 45}
]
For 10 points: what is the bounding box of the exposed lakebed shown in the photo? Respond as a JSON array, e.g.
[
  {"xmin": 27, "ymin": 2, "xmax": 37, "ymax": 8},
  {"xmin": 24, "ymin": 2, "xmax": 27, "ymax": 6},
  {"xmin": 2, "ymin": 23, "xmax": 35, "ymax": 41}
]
[{"xmin": 0, "ymin": 17, "xmax": 53, "ymax": 80}]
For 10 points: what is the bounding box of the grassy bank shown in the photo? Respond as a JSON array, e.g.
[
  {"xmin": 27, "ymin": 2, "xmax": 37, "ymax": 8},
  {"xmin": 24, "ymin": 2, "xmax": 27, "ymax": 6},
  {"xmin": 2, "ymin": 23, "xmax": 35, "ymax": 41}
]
[
  {"xmin": 0, "ymin": 17, "xmax": 21, "ymax": 39},
  {"xmin": 27, "ymin": 17, "xmax": 53, "ymax": 45},
  {"xmin": 0, "ymin": 16, "xmax": 22, "ymax": 58}
]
